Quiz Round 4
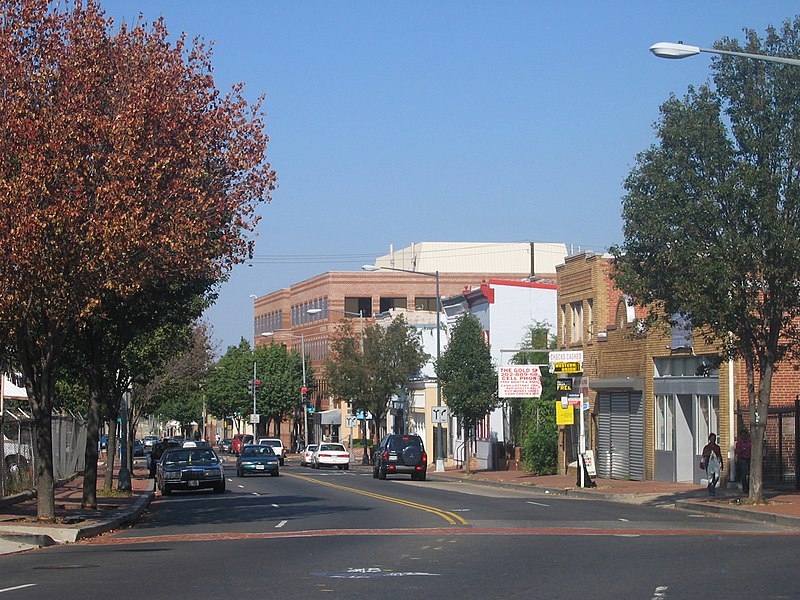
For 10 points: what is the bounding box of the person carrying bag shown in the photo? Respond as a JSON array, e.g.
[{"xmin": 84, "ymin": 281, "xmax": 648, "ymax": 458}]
[{"xmin": 702, "ymin": 433, "xmax": 723, "ymax": 497}]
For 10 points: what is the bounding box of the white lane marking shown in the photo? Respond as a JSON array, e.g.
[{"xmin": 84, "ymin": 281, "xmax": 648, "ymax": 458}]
[
  {"xmin": 272, "ymin": 503, "xmax": 279, "ymax": 508},
  {"xmin": 527, "ymin": 501, "xmax": 550, "ymax": 507},
  {"xmin": 0, "ymin": 584, "xmax": 37, "ymax": 593},
  {"xmin": 252, "ymin": 492, "xmax": 260, "ymax": 496},
  {"xmin": 276, "ymin": 520, "xmax": 287, "ymax": 528},
  {"xmin": 618, "ymin": 518, "xmax": 629, "ymax": 522},
  {"xmin": 652, "ymin": 585, "xmax": 668, "ymax": 598},
  {"xmin": 237, "ymin": 485, "xmax": 245, "ymax": 488}
]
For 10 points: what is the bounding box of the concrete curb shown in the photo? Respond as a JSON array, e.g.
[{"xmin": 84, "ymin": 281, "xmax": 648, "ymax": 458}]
[{"xmin": 674, "ymin": 499, "xmax": 800, "ymax": 529}]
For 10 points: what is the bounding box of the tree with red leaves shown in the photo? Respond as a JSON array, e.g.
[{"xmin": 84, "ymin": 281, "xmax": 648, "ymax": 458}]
[{"xmin": 0, "ymin": 0, "xmax": 275, "ymax": 518}]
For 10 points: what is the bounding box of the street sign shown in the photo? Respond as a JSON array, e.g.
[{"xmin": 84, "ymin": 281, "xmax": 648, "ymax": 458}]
[
  {"xmin": 498, "ymin": 365, "xmax": 542, "ymax": 398},
  {"xmin": 345, "ymin": 415, "xmax": 358, "ymax": 428},
  {"xmin": 357, "ymin": 411, "xmax": 373, "ymax": 420},
  {"xmin": 552, "ymin": 361, "xmax": 582, "ymax": 374},
  {"xmin": 249, "ymin": 414, "xmax": 260, "ymax": 424},
  {"xmin": 432, "ymin": 406, "xmax": 448, "ymax": 424},
  {"xmin": 556, "ymin": 378, "xmax": 573, "ymax": 392}
]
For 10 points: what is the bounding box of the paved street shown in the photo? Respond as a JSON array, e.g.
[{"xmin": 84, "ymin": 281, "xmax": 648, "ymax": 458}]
[{"xmin": 1, "ymin": 459, "xmax": 798, "ymax": 599}]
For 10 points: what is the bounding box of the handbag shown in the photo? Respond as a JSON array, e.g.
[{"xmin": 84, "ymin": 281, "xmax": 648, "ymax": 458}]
[{"xmin": 699, "ymin": 459, "xmax": 706, "ymax": 470}]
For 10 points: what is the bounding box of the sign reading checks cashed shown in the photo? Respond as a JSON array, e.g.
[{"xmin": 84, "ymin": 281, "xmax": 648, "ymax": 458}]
[{"xmin": 498, "ymin": 365, "xmax": 543, "ymax": 398}]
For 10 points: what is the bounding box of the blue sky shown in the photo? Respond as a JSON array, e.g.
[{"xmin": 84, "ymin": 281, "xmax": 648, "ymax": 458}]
[{"xmin": 99, "ymin": 1, "xmax": 798, "ymax": 353}]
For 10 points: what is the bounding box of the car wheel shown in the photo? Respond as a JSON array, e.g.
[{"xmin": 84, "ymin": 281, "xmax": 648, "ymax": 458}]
[
  {"xmin": 372, "ymin": 466, "xmax": 379, "ymax": 478},
  {"xmin": 272, "ymin": 470, "xmax": 279, "ymax": 477},
  {"xmin": 418, "ymin": 471, "xmax": 426, "ymax": 481},
  {"xmin": 343, "ymin": 464, "xmax": 349, "ymax": 470},
  {"xmin": 337, "ymin": 465, "xmax": 344, "ymax": 470},
  {"xmin": 378, "ymin": 466, "xmax": 387, "ymax": 480},
  {"xmin": 280, "ymin": 457, "xmax": 285, "ymax": 466},
  {"xmin": 161, "ymin": 484, "xmax": 172, "ymax": 496},
  {"xmin": 214, "ymin": 481, "xmax": 225, "ymax": 493}
]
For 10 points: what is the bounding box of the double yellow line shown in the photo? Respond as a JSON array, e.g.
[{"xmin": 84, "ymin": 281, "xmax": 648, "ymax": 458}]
[{"xmin": 288, "ymin": 473, "xmax": 469, "ymax": 526}]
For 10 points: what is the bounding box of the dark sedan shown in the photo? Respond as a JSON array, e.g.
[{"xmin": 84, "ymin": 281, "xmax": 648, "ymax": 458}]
[
  {"xmin": 236, "ymin": 444, "xmax": 279, "ymax": 477},
  {"xmin": 156, "ymin": 447, "xmax": 226, "ymax": 495}
]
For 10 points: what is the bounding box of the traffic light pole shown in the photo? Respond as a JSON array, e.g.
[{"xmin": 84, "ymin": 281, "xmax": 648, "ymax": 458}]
[{"xmin": 252, "ymin": 361, "xmax": 257, "ymax": 439}]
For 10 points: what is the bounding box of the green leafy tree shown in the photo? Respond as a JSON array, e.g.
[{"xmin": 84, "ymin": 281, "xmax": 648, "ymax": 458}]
[
  {"xmin": 611, "ymin": 18, "xmax": 800, "ymax": 501},
  {"xmin": 510, "ymin": 321, "xmax": 558, "ymax": 474},
  {"xmin": 204, "ymin": 339, "xmax": 255, "ymax": 434},
  {"xmin": 256, "ymin": 341, "xmax": 312, "ymax": 437},
  {"xmin": 326, "ymin": 315, "xmax": 427, "ymax": 446},
  {"xmin": 436, "ymin": 313, "xmax": 498, "ymax": 474}
]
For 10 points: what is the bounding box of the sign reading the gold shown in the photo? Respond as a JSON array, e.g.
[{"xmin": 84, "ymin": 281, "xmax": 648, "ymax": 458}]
[{"xmin": 498, "ymin": 365, "xmax": 542, "ymax": 398}]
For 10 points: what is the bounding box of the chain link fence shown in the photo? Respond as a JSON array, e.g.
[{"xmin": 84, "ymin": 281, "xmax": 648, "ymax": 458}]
[{"xmin": 1, "ymin": 408, "xmax": 87, "ymax": 497}]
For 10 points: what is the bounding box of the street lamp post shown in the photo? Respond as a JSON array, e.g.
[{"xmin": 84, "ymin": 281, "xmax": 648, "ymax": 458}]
[
  {"xmin": 263, "ymin": 331, "xmax": 307, "ymax": 446},
  {"xmin": 362, "ymin": 264, "xmax": 445, "ymax": 472},
  {"xmin": 650, "ymin": 42, "xmax": 800, "ymax": 67}
]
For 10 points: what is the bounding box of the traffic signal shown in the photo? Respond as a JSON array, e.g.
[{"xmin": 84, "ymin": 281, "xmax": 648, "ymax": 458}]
[
  {"xmin": 301, "ymin": 386, "xmax": 308, "ymax": 400},
  {"xmin": 254, "ymin": 380, "xmax": 261, "ymax": 391}
]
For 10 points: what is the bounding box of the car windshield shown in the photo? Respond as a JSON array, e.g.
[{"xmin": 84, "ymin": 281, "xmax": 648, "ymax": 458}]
[
  {"xmin": 306, "ymin": 445, "xmax": 318, "ymax": 453},
  {"xmin": 320, "ymin": 444, "xmax": 345, "ymax": 451},
  {"xmin": 241, "ymin": 446, "xmax": 275, "ymax": 457},
  {"xmin": 162, "ymin": 449, "xmax": 218, "ymax": 465},
  {"xmin": 260, "ymin": 440, "xmax": 281, "ymax": 448}
]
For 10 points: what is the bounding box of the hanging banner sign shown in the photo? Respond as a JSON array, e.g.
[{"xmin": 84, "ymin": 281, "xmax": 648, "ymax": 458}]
[
  {"xmin": 549, "ymin": 350, "xmax": 584, "ymax": 374},
  {"xmin": 498, "ymin": 365, "xmax": 542, "ymax": 398},
  {"xmin": 556, "ymin": 378, "xmax": 573, "ymax": 392}
]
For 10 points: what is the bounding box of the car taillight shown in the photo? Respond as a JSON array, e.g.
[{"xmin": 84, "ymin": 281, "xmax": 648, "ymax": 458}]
[
  {"xmin": 422, "ymin": 451, "xmax": 427, "ymax": 463},
  {"xmin": 320, "ymin": 453, "xmax": 331, "ymax": 457},
  {"xmin": 382, "ymin": 450, "xmax": 389, "ymax": 460}
]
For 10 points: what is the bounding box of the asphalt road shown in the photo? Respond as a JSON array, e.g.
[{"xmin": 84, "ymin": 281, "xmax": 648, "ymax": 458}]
[{"xmin": 1, "ymin": 460, "xmax": 799, "ymax": 599}]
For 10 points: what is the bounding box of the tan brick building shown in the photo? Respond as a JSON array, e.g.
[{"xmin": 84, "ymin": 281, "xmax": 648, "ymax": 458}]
[{"xmin": 557, "ymin": 252, "xmax": 800, "ymax": 485}]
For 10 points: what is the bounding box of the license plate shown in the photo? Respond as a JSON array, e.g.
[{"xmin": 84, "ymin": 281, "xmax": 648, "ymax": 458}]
[
  {"xmin": 188, "ymin": 480, "xmax": 199, "ymax": 487},
  {"xmin": 389, "ymin": 456, "xmax": 397, "ymax": 461},
  {"xmin": 256, "ymin": 464, "xmax": 265, "ymax": 470}
]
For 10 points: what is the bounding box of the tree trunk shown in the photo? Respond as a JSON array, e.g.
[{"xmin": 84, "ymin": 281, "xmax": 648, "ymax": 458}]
[
  {"xmin": 81, "ymin": 390, "xmax": 101, "ymax": 509},
  {"xmin": 105, "ymin": 418, "xmax": 117, "ymax": 491},
  {"xmin": 752, "ymin": 360, "xmax": 774, "ymax": 502},
  {"xmin": 31, "ymin": 400, "xmax": 55, "ymax": 519},
  {"xmin": 464, "ymin": 421, "xmax": 472, "ymax": 475}
]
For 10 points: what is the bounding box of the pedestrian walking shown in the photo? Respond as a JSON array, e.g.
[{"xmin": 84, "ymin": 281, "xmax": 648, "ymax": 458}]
[
  {"xmin": 735, "ymin": 429, "xmax": 752, "ymax": 495},
  {"xmin": 701, "ymin": 433, "xmax": 723, "ymax": 496}
]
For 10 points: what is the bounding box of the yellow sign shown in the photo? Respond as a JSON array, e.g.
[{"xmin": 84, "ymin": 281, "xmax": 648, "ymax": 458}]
[
  {"xmin": 556, "ymin": 402, "xmax": 574, "ymax": 425},
  {"xmin": 553, "ymin": 361, "xmax": 582, "ymax": 374}
]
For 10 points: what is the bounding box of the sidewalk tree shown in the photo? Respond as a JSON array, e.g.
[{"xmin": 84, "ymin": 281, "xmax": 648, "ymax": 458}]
[
  {"xmin": 204, "ymin": 339, "xmax": 256, "ymax": 433},
  {"xmin": 326, "ymin": 315, "xmax": 427, "ymax": 446},
  {"xmin": 612, "ymin": 18, "xmax": 800, "ymax": 501},
  {"xmin": 0, "ymin": 0, "xmax": 275, "ymax": 518},
  {"xmin": 436, "ymin": 313, "xmax": 498, "ymax": 474},
  {"xmin": 256, "ymin": 341, "xmax": 313, "ymax": 437},
  {"xmin": 510, "ymin": 321, "xmax": 558, "ymax": 475}
]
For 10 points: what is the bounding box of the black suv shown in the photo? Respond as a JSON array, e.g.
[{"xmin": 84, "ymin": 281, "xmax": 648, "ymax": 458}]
[{"xmin": 372, "ymin": 434, "xmax": 427, "ymax": 481}]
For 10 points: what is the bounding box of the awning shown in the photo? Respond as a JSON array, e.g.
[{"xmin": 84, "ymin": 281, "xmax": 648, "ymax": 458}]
[
  {"xmin": 589, "ymin": 377, "xmax": 644, "ymax": 392},
  {"xmin": 316, "ymin": 409, "xmax": 341, "ymax": 425}
]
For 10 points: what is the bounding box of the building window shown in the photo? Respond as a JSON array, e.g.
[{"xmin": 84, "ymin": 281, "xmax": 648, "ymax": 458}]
[
  {"xmin": 560, "ymin": 305, "xmax": 567, "ymax": 344},
  {"xmin": 587, "ymin": 298, "xmax": 594, "ymax": 340},
  {"xmin": 655, "ymin": 395, "xmax": 674, "ymax": 451},
  {"xmin": 379, "ymin": 297, "xmax": 407, "ymax": 313},
  {"xmin": 570, "ymin": 301, "xmax": 583, "ymax": 343},
  {"xmin": 696, "ymin": 395, "xmax": 720, "ymax": 454},
  {"xmin": 345, "ymin": 297, "xmax": 372, "ymax": 318},
  {"xmin": 415, "ymin": 297, "xmax": 437, "ymax": 311}
]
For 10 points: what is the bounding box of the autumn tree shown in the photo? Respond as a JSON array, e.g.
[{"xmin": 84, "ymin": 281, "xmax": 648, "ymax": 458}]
[
  {"xmin": 0, "ymin": 0, "xmax": 275, "ymax": 518},
  {"xmin": 436, "ymin": 313, "xmax": 498, "ymax": 474},
  {"xmin": 612, "ymin": 18, "xmax": 800, "ymax": 501}
]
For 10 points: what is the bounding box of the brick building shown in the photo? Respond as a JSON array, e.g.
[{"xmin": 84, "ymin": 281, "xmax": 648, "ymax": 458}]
[
  {"xmin": 251, "ymin": 241, "xmax": 567, "ymax": 463},
  {"xmin": 557, "ymin": 251, "xmax": 800, "ymax": 485}
]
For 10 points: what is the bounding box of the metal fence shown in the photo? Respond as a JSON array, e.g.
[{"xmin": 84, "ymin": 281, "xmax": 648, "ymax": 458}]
[
  {"xmin": 737, "ymin": 399, "xmax": 798, "ymax": 486},
  {"xmin": 1, "ymin": 408, "xmax": 87, "ymax": 496}
]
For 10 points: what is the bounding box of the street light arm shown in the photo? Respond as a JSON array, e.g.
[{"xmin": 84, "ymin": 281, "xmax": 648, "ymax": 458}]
[{"xmin": 650, "ymin": 41, "xmax": 800, "ymax": 67}]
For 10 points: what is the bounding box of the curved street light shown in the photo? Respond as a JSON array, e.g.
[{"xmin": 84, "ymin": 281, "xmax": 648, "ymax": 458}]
[
  {"xmin": 362, "ymin": 264, "xmax": 445, "ymax": 472},
  {"xmin": 650, "ymin": 41, "xmax": 800, "ymax": 66}
]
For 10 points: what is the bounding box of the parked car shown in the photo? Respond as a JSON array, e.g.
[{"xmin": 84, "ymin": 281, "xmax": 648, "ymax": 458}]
[
  {"xmin": 3, "ymin": 434, "xmax": 32, "ymax": 477},
  {"xmin": 133, "ymin": 439, "xmax": 145, "ymax": 457},
  {"xmin": 311, "ymin": 443, "xmax": 350, "ymax": 470},
  {"xmin": 142, "ymin": 435, "xmax": 159, "ymax": 450},
  {"xmin": 258, "ymin": 438, "xmax": 285, "ymax": 465},
  {"xmin": 220, "ymin": 438, "xmax": 233, "ymax": 453},
  {"xmin": 300, "ymin": 444, "xmax": 318, "ymax": 467},
  {"xmin": 156, "ymin": 446, "xmax": 226, "ymax": 495},
  {"xmin": 231, "ymin": 434, "xmax": 254, "ymax": 455},
  {"xmin": 236, "ymin": 444, "xmax": 279, "ymax": 477},
  {"xmin": 372, "ymin": 434, "xmax": 427, "ymax": 481}
]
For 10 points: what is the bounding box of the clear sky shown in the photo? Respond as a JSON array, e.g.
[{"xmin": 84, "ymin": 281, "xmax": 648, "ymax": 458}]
[{"xmin": 98, "ymin": 1, "xmax": 798, "ymax": 354}]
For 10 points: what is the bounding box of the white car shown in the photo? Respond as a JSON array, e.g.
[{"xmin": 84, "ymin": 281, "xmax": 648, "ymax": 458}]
[
  {"xmin": 312, "ymin": 443, "xmax": 350, "ymax": 470},
  {"xmin": 300, "ymin": 444, "xmax": 318, "ymax": 467},
  {"xmin": 258, "ymin": 438, "xmax": 285, "ymax": 465}
]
